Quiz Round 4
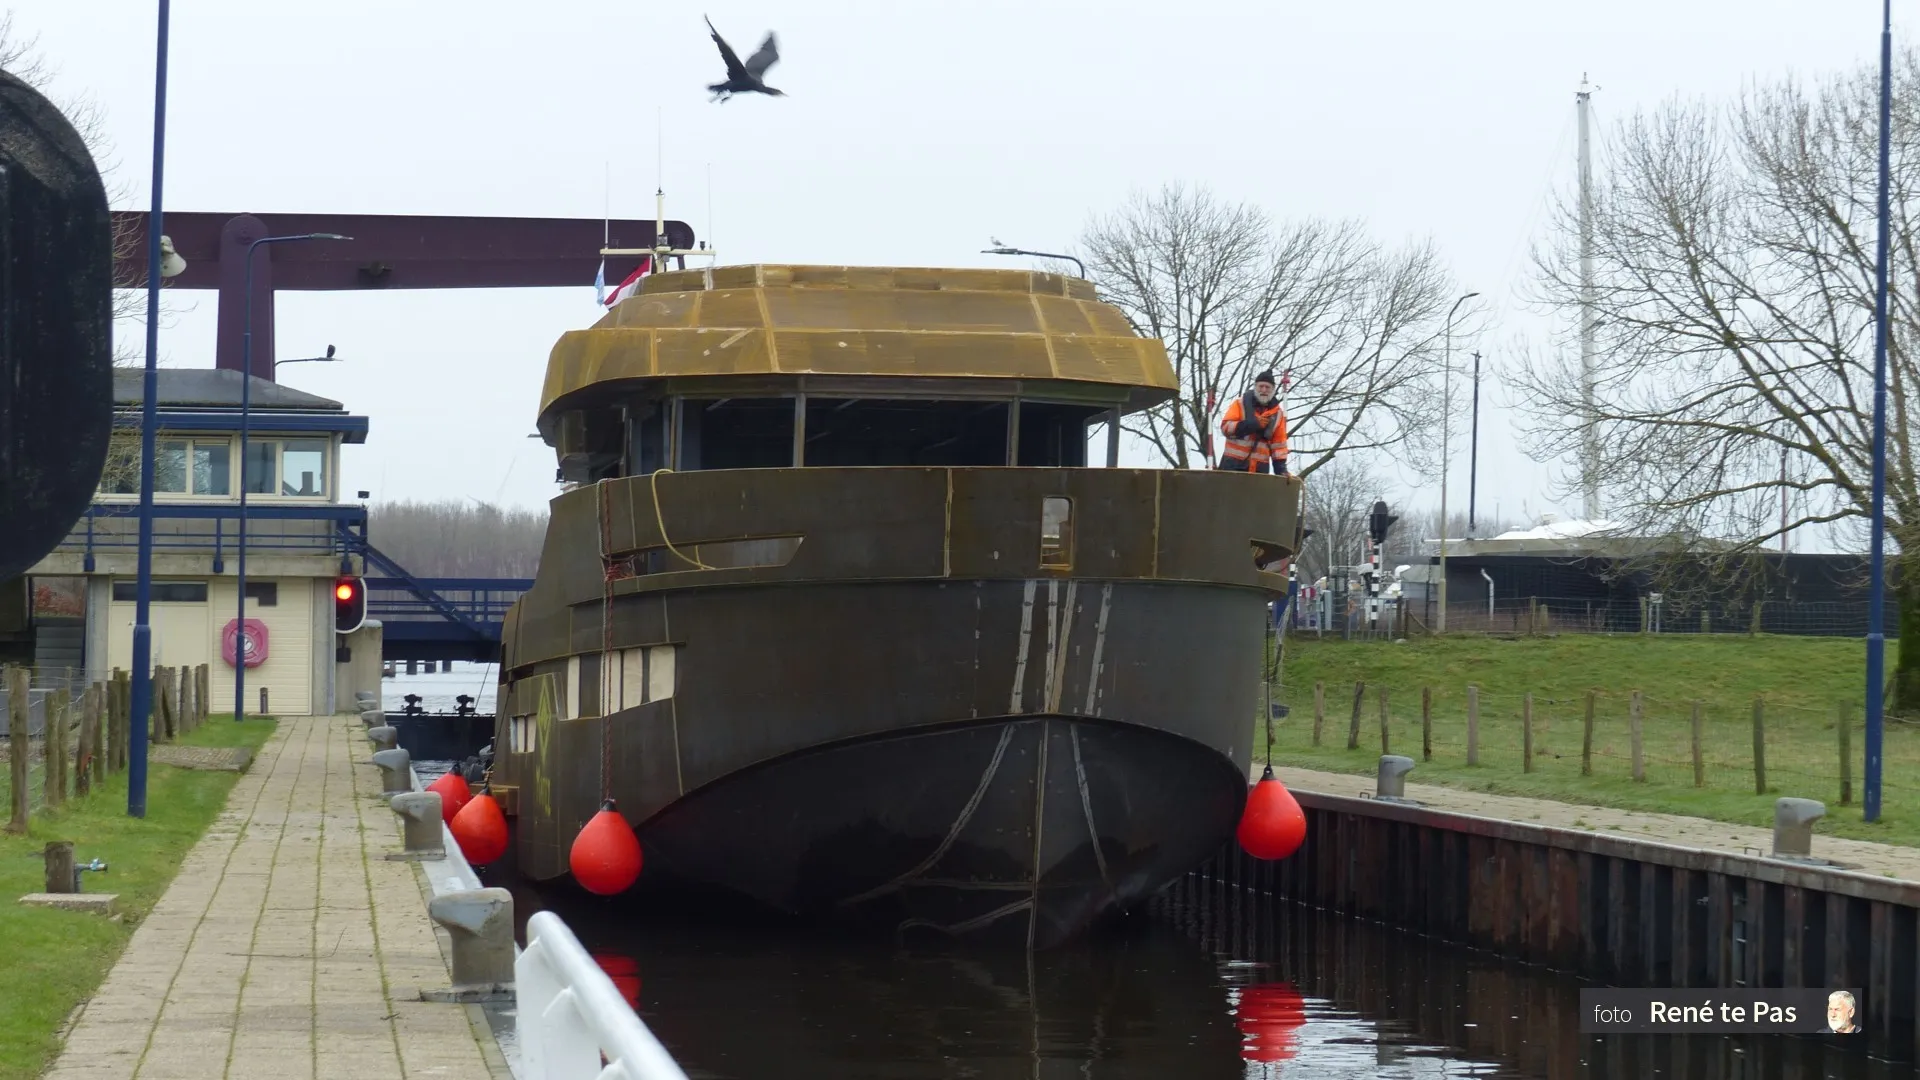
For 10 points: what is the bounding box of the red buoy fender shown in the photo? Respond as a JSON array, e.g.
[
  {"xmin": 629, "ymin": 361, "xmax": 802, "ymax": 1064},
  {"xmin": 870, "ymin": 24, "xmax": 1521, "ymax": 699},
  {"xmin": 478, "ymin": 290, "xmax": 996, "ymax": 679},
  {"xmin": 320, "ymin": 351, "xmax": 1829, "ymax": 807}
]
[
  {"xmin": 450, "ymin": 792, "xmax": 509, "ymax": 866},
  {"xmin": 426, "ymin": 772, "xmax": 471, "ymax": 825},
  {"xmin": 570, "ymin": 800, "xmax": 644, "ymax": 896},
  {"xmin": 1236, "ymin": 768, "xmax": 1306, "ymax": 861}
]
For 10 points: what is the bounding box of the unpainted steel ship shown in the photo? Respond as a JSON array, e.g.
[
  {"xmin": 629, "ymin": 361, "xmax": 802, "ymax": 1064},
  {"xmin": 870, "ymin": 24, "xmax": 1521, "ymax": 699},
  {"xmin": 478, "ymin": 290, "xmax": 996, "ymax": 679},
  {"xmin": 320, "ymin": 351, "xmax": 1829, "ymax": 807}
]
[{"xmin": 493, "ymin": 263, "xmax": 1301, "ymax": 949}]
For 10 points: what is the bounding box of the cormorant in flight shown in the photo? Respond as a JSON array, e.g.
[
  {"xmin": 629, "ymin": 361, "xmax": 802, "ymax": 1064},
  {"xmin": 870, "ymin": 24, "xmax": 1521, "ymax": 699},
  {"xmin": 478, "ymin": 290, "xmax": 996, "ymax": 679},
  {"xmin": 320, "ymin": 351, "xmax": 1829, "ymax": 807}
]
[{"xmin": 705, "ymin": 16, "xmax": 782, "ymax": 102}]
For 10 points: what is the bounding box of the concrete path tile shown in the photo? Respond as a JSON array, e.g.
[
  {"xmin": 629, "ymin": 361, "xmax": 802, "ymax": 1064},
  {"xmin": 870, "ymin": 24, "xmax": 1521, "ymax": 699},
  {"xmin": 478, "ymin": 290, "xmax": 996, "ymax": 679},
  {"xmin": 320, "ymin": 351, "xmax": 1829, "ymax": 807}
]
[{"xmin": 38, "ymin": 715, "xmax": 503, "ymax": 1079}]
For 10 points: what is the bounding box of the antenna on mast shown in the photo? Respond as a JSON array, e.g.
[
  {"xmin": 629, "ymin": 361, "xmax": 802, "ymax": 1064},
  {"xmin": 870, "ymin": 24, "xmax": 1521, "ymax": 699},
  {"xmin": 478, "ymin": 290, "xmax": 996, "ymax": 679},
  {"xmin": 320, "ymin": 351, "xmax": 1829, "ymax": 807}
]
[
  {"xmin": 600, "ymin": 107, "xmax": 719, "ymax": 280},
  {"xmin": 1577, "ymin": 72, "xmax": 1601, "ymax": 521}
]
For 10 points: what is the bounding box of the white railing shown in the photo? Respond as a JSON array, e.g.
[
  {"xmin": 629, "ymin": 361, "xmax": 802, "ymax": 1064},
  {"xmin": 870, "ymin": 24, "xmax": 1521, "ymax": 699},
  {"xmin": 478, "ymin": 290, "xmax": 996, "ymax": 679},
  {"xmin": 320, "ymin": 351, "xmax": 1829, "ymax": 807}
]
[{"xmin": 516, "ymin": 910, "xmax": 691, "ymax": 1080}]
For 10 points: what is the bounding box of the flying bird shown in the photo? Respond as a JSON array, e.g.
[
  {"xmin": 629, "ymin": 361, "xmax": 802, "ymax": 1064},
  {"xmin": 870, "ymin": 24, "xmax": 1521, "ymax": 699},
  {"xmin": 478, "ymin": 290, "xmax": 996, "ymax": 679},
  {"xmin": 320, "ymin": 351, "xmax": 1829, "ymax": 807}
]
[{"xmin": 704, "ymin": 16, "xmax": 783, "ymax": 102}]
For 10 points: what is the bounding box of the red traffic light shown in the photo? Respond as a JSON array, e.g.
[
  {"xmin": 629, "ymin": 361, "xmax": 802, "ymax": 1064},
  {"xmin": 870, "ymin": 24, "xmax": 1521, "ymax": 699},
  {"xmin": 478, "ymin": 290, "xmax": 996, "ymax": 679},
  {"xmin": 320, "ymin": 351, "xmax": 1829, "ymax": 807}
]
[{"xmin": 334, "ymin": 576, "xmax": 367, "ymax": 634}]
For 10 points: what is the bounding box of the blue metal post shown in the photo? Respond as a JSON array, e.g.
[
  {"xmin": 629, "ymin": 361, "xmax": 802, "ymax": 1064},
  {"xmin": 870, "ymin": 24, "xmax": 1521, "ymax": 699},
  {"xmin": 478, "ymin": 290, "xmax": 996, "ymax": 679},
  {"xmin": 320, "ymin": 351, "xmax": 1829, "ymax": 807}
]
[
  {"xmin": 128, "ymin": 0, "xmax": 172, "ymax": 817},
  {"xmin": 234, "ymin": 232, "xmax": 350, "ymax": 720},
  {"xmin": 1866, "ymin": 0, "xmax": 1893, "ymax": 822}
]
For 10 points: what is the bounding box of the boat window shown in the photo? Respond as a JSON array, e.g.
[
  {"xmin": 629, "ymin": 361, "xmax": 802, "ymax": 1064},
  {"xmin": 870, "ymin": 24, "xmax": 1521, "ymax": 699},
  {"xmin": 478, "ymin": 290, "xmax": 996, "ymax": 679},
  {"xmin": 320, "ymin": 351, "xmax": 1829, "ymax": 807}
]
[
  {"xmin": 626, "ymin": 403, "xmax": 668, "ymax": 477},
  {"xmin": 509, "ymin": 715, "xmax": 535, "ymax": 754},
  {"xmin": 802, "ymin": 399, "xmax": 1009, "ymax": 467},
  {"xmin": 1016, "ymin": 403, "xmax": 1100, "ymax": 468},
  {"xmin": 677, "ymin": 397, "xmax": 797, "ymax": 471},
  {"xmin": 1041, "ymin": 497, "xmax": 1073, "ymax": 569}
]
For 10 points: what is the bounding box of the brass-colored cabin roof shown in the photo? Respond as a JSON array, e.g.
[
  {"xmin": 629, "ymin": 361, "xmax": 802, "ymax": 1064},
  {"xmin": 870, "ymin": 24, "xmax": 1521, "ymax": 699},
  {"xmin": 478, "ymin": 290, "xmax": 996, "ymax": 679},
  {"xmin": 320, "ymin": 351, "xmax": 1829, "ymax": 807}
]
[{"xmin": 539, "ymin": 264, "xmax": 1177, "ymax": 420}]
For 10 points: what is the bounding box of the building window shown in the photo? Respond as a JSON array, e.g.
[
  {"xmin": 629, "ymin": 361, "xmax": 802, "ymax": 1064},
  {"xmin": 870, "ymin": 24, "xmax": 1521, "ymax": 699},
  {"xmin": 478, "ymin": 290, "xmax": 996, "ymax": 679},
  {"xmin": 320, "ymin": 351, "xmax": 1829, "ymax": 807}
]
[
  {"xmin": 244, "ymin": 582, "xmax": 278, "ymax": 606},
  {"xmin": 193, "ymin": 441, "xmax": 232, "ymax": 495},
  {"xmin": 112, "ymin": 581, "xmax": 209, "ymax": 603},
  {"xmin": 104, "ymin": 438, "xmax": 232, "ymax": 496},
  {"xmin": 245, "ymin": 438, "xmax": 331, "ymax": 498}
]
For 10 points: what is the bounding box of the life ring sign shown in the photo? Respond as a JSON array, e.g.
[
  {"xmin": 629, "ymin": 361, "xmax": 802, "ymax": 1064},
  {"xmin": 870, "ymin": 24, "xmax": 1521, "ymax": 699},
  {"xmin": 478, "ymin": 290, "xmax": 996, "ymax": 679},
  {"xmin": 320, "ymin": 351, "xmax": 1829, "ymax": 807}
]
[{"xmin": 222, "ymin": 618, "xmax": 269, "ymax": 669}]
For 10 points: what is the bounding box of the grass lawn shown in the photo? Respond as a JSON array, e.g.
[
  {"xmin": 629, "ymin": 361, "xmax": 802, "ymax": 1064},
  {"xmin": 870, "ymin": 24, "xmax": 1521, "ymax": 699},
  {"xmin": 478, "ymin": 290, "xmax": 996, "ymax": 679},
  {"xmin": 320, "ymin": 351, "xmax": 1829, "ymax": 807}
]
[
  {"xmin": 0, "ymin": 716, "xmax": 278, "ymax": 1080},
  {"xmin": 1263, "ymin": 634, "xmax": 1920, "ymax": 846}
]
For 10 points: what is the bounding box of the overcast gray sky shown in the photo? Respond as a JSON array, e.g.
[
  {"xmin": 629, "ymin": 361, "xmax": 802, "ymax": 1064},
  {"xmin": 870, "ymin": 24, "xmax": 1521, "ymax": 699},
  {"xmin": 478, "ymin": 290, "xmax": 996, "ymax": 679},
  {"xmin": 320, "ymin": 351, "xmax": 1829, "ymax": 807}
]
[{"xmin": 8, "ymin": 1, "xmax": 1901, "ymax": 542}]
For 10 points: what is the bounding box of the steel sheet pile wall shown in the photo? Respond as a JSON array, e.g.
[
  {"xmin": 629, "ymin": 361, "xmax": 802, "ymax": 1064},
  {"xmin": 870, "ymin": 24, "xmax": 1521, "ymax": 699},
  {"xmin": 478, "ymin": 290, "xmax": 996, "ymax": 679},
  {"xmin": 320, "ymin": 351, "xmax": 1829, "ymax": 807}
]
[{"xmin": 1179, "ymin": 788, "xmax": 1920, "ymax": 1064}]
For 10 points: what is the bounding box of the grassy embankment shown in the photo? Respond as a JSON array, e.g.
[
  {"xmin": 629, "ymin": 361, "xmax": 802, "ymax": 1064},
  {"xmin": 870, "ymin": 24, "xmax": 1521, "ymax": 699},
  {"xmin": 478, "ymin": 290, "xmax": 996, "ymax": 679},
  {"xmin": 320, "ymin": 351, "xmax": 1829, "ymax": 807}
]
[
  {"xmin": 0, "ymin": 716, "xmax": 278, "ymax": 1080},
  {"xmin": 1263, "ymin": 634, "xmax": 1920, "ymax": 845}
]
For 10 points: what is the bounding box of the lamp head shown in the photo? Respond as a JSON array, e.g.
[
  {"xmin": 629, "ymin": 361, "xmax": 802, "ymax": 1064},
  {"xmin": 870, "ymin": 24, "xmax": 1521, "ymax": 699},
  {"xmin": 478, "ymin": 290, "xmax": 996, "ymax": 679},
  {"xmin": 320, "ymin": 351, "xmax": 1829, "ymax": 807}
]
[{"xmin": 158, "ymin": 234, "xmax": 187, "ymax": 279}]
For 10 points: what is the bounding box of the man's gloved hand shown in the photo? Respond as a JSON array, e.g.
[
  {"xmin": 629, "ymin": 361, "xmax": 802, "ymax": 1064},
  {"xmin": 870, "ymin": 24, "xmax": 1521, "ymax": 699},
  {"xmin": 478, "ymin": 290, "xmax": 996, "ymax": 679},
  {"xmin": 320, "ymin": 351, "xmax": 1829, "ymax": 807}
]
[
  {"xmin": 1235, "ymin": 418, "xmax": 1262, "ymax": 436},
  {"xmin": 1274, "ymin": 459, "xmax": 1289, "ymax": 476}
]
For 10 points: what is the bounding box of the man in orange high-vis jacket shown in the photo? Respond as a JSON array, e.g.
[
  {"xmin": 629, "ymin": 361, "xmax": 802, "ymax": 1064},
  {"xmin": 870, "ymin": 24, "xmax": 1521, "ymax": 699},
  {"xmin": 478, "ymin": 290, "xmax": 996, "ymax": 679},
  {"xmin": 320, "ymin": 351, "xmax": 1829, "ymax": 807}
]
[{"xmin": 1216, "ymin": 369, "xmax": 1288, "ymax": 474}]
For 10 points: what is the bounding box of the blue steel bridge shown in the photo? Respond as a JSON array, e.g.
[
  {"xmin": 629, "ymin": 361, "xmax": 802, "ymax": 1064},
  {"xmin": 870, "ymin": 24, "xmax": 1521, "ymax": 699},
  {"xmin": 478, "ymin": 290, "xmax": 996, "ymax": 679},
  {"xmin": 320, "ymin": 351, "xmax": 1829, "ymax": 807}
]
[{"xmin": 62, "ymin": 501, "xmax": 530, "ymax": 663}]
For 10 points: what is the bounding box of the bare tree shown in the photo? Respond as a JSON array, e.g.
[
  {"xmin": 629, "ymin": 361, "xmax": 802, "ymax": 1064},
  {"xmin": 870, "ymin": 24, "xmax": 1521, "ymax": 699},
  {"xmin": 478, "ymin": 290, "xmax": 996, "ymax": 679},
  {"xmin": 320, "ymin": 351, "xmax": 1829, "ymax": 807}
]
[
  {"xmin": 1294, "ymin": 454, "xmax": 1379, "ymax": 584},
  {"xmin": 368, "ymin": 500, "xmax": 547, "ymax": 579},
  {"xmin": 1076, "ymin": 183, "xmax": 1476, "ymax": 476},
  {"xmin": 1509, "ymin": 50, "xmax": 1920, "ymax": 705}
]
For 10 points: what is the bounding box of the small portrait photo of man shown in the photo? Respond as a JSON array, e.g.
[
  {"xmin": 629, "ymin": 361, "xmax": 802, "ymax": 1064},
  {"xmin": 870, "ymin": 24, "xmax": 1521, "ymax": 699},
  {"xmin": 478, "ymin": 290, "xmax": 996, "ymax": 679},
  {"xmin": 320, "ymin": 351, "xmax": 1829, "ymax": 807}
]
[{"xmin": 1828, "ymin": 990, "xmax": 1861, "ymax": 1034}]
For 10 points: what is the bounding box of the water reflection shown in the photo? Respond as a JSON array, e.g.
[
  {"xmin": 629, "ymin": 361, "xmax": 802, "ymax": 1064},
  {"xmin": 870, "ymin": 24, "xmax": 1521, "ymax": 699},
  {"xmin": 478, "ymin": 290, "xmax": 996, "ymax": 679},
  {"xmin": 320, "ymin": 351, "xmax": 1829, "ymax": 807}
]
[{"xmin": 496, "ymin": 873, "xmax": 1903, "ymax": 1079}]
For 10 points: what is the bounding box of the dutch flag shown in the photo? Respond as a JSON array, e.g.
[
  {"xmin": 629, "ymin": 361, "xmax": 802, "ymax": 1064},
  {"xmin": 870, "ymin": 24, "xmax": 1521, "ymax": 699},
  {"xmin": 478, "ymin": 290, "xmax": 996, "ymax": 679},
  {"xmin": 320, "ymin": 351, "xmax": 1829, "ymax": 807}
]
[{"xmin": 602, "ymin": 257, "xmax": 653, "ymax": 308}]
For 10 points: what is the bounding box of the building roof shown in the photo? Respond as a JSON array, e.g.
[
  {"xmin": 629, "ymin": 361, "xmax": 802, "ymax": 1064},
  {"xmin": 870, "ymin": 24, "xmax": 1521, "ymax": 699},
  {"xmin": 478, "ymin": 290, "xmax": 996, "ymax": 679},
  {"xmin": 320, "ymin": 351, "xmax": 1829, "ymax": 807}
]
[
  {"xmin": 113, "ymin": 368, "xmax": 344, "ymax": 410},
  {"xmin": 110, "ymin": 369, "xmax": 368, "ymax": 443},
  {"xmin": 1429, "ymin": 517, "xmax": 1732, "ymax": 559}
]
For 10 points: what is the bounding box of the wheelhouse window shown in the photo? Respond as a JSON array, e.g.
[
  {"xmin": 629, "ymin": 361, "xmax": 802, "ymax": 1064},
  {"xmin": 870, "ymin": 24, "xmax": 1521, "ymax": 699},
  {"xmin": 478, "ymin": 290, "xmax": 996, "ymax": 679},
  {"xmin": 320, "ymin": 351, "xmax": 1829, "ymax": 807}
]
[
  {"xmin": 675, "ymin": 398, "xmax": 797, "ymax": 471},
  {"xmin": 802, "ymin": 399, "xmax": 1009, "ymax": 467},
  {"xmin": 112, "ymin": 580, "xmax": 208, "ymax": 603},
  {"xmin": 245, "ymin": 438, "xmax": 331, "ymax": 497}
]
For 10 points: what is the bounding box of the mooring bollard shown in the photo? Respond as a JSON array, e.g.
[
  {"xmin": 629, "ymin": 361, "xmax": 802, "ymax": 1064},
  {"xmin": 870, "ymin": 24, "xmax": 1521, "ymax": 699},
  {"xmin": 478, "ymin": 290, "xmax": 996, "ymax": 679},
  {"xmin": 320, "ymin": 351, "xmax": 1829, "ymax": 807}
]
[
  {"xmin": 354, "ymin": 690, "xmax": 378, "ymax": 707},
  {"xmin": 1377, "ymin": 755, "xmax": 1416, "ymax": 801},
  {"xmin": 388, "ymin": 792, "xmax": 445, "ymax": 858},
  {"xmin": 367, "ymin": 725, "xmax": 399, "ymax": 751},
  {"xmin": 360, "ymin": 708, "xmax": 385, "ymax": 729},
  {"xmin": 1773, "ymin": 797, "xmax": 1826, "ymax": 858},
  {"xmin": 422, "ymin": 887, "xmax": 515, "ymax": 1001},
  {"xmin": 370, "ymin": 748, "xmax": 412, "ymax": 795}
]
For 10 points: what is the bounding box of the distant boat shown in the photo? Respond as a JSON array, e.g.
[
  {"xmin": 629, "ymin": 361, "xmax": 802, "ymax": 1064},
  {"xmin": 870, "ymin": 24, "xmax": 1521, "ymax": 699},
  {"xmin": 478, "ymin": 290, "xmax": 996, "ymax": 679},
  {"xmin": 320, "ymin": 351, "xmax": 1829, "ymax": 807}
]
[{"xmin": 493, "ymin": 262, "xmax": 1303, "ymax": 949}]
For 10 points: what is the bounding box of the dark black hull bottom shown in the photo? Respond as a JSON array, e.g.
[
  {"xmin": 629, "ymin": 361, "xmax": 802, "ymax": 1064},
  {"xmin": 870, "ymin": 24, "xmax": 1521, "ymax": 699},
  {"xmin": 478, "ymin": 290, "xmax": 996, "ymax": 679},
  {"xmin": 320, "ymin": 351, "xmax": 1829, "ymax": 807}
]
[{"xmin": 629, "ymin": 716, "xmax": 1247, "ymax": 950}]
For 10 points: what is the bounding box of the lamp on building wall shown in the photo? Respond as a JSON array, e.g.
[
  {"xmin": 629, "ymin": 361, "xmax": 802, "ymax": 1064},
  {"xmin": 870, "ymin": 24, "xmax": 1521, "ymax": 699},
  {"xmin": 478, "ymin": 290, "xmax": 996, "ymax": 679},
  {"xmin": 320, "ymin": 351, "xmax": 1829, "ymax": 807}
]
[
  {"xmin": 158, "ymin": 235, "xmax": 186, "ymax": 279},
  {"xmin": 234, "ymin": 232, "xmax": 350, "ymax": 723}
]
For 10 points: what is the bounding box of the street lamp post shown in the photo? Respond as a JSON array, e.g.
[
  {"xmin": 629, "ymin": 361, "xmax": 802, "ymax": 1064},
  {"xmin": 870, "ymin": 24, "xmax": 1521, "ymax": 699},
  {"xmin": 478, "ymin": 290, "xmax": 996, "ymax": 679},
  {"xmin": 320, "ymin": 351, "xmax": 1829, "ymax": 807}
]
[
  {"xmin": 234, "ymin": 233, "xmax": 349, "ymax": 723},
  {"xmin": 1866, "ymin": 0, "xmax": 1893, "ymax": 822},
  {"xmin": 1468, "ymin": 350, "xmax": 1483, "ymax": 537},
  {"xmin": 981, "ymin": 245, "xmax": 1086, "ymax": 280},
  {"xmin": 273, "ymin": 344, "xmax": 339, "ymax": 374},
  {"xmin": 1436, "ymin": 292, "xmax": 1480, "ymax": 634},
  {"xmin": 128, "ymin": 0, "xmax": 174, "ymax": 818}
]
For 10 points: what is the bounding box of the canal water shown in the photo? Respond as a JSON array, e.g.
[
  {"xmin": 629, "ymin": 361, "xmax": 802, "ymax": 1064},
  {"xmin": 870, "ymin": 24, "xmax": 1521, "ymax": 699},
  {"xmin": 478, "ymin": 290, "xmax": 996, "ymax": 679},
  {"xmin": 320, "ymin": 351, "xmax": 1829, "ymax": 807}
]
[{"xmin": 395, "ymin": 669, "xmax": 1903, "ymax": 1079}]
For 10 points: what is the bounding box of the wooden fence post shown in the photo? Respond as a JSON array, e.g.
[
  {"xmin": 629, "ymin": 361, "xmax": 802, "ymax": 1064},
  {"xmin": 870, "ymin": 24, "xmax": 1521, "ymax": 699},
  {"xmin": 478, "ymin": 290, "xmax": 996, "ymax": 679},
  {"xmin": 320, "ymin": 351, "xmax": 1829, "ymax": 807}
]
[
  {"xmin": 1523, "ymin": 693, "xmax": 1535, "ymax": 772},
  {"xmin": 1752, "ymin": 695, "xmax": 1767, "ymax": 795},
  {"xmin": 1691, "ymin": 700, "xmax": 1706, "ymax": 788},
  {"xmin": 74, "ymin": 688, "xmax": 93, "ymax": 799},
  {"xmin": 1582, "ymin": 690, "xmax": 1596, "ymax": 776},
  {"xmin": 1466, "ymin": 685, "xmax": 1481, "ymax": 765},
  {"xmin": 1839, "ymin": 701, "xmax": 1853, "ymax": 806},
  {"xmin": 1378, "ymin": 688, "xmax": 1391, "ymax": 754},
  {"xmin": 111, "ymin": 669, "xmax": 129, "ymax": 772},
  {"xmin": 1312, "ymin": 682, "xmax": 1325, "ymax": 747},
  {"xmin": 200, "ymin": 664, "xmax": 210, "ymax": 722},
  {"xmin": 180, "ymin": 667, "xmax": 195, "ymax": 733},
  {"xmin": 91, "ymin": 683, "xmax": 106, "ymax": 786},
  {"xmin": 1629, "ymin": 690, "xmax": 1645, "ymax": 782},
  {"xmin": 1750, "ymin": 601, "xmax": 1763, "ymax": 637},
  {"xmin": 46, "ymin": 687, "xmax": 69, "ymax": 809},
  {"xmin": 1421, "ymin": 687, "xmax": 1433, "ymax": 762},
  {"xmin": 1347, "ymin": 681, "xmax": 1365, "ymax": 750},
  {"xmin": 7, "ymin": 666, "xmax": 30, "ymax": 833}
]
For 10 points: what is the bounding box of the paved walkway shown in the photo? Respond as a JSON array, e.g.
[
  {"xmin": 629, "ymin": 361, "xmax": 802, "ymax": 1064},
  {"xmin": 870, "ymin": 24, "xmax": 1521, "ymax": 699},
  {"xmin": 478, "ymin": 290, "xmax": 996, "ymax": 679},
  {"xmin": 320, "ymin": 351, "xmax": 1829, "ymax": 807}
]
[
  {"xmin": 1266, "ymin": 764, "xmax": 1920, "ymax": 882},
  {"xmin": 43, "ymin": 715, "xmax": 510, "ymax": 1080}
]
